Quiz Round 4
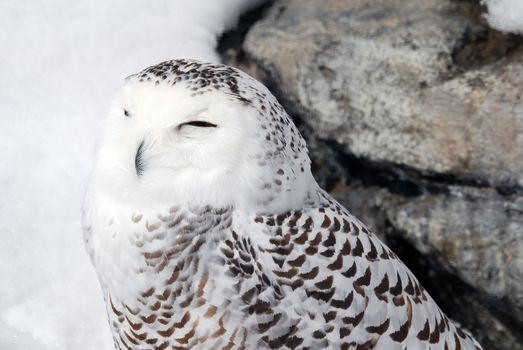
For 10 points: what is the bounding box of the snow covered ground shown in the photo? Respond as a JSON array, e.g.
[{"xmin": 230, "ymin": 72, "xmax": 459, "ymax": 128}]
[
  {"xmin": 0, "ymin": 1, "xmax": 260, "ymax": 349},
  {"xmin": 483, "ymin": 0, "xmax": 523, "ymax": 34}
]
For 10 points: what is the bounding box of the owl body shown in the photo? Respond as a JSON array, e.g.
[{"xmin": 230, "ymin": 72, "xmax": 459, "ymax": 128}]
[{"xmin": 83, "ymin": 60, "xmax": 482, "ymax": 349}]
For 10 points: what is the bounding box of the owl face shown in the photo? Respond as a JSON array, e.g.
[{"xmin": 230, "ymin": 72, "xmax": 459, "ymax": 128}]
[
  {"xmin": 94, "ymin": 79, "xmax": 262, "ymax": 208},
  {"xmin": 117, "ymin": 80, "xmax": 253, "ymax": 174},
  {"xmin": 90, "ymin": 60, "xmax": 317, "ymax": 212}
]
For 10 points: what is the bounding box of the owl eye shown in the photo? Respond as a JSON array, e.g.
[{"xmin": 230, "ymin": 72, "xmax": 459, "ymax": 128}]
[
  {"xmin": 124, "ymin": 109, "xmax": 131, "ymax": 117},
  {"xmin": 179, "ymin": 121, "xmax": 217, "ymax": 128}
]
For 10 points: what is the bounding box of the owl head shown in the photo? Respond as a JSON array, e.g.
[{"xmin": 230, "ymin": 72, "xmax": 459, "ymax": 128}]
[{"xmin": 90, "ymin": 59, "xmax": 318, "ymax": 213}]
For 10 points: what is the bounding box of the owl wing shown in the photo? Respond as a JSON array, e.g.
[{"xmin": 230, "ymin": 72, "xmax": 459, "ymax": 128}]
[{"xmin": 235, "ymin": 191, "xmax": 481, "ymax": 350}]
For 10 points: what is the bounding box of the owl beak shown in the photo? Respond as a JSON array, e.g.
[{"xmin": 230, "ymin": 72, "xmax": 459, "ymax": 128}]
[{"xmin": 135, "ymin": 140, "xmax": 145, "ymax": 176}]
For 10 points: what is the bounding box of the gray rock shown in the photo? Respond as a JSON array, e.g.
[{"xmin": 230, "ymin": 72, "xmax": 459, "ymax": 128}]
[
  {"xmin": 330, "ymin": 182, "xmax": 402, "ymax": 240},
  {"xmin": 388, "ymin": 186, "xmax": 523, "ymax": 316},
  {"xmin": 331, "ymin": 183, "xmax": 523, "ymax": 312},
  {"xmin": 244, "ymin": 0, "xmax": 523, "ymax": 188}
]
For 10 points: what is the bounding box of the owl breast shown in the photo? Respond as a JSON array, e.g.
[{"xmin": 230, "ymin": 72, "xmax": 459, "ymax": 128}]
[{"xmin": 93, "ymin": 204, "xmax": 263, "ymax": 349}]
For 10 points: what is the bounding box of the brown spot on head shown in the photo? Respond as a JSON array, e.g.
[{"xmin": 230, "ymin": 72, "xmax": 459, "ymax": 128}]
[{"xmin": 145, "ymin": 221, "xmax": 160, "ymax": 232}]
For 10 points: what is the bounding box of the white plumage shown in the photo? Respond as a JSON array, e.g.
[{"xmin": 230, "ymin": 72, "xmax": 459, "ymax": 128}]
[{"xmin": 82, "ymin": 59, "xmax": 483, "ymax": 349}]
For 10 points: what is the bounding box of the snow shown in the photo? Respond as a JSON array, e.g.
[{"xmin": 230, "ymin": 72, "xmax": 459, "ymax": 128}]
[
  {"xmin": 482, "ymin": 0, "xmax": 523, "ymax": 33},
  {"xmin": 0, "ymin": 1, "xmax": 261, "ymax": 349}
]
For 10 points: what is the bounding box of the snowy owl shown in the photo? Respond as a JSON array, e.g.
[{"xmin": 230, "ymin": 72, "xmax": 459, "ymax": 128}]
[{"xmin": 82, "ymin": 59, "xmax": 483, "ymax": 350}]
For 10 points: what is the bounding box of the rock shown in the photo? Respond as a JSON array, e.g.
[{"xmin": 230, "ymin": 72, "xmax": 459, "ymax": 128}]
[
  {"xmin": 331, "ymin": 183, "xmax": 523, "ymax": 317},
  {"xmin": 244, "ymin": 0, "xmax": 523, "ymax": 188},
  {"xmin": 330, "ymin": 182, "xmax": 404, "ymax": 241},
  {"xmin": 388, "ymin": 186, "xmax": 523, "ymax": 316}
]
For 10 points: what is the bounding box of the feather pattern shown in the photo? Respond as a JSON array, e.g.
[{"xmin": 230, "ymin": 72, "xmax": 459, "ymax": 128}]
[{"xmin": 83, "ymin": 59, "xmax": 483, "ymax": 350}]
